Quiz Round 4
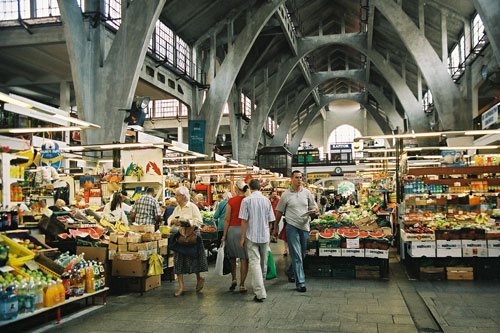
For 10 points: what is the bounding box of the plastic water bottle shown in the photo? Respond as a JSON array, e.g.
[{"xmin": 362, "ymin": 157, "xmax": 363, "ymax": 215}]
[
  {"xmin": 25, "ymin": 278, "xmax": 36, "ymax": 313},
  {"xmin": 0, "ymin": 284, "xmax": 7, "ymax": 320},
  {"xmin": 4, "ymin": 285, "xmax": 18, "ymax": 320},
  {"xmin": 17, "ymin": 282, "xmax": 27, "ymax": 314},
  {"xmin": 34, "ymin": 278, "xmax": 44, "ymax": 309}
]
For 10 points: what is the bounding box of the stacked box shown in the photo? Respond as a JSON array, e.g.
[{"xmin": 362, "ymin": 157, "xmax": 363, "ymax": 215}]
[
  {"xmin": 488, "ymin": 240, "xmax": 500, "ymax": 257},
  {"xmin": 108, "ymin": 230, "xmax": 163, "ymax": 261},
  {"xmin": 462, "ymin": 240, "xmax": 487, "ymax": 257},
  {"xmin": 436, "ymin": 240, "xmax": 462, "ymax": 257},
  {"xmin": 408, "ymin": 241, "xmax": 436, "ymax": 258},
  {"xmin": 446, "ymin": 267, "xmax": 473, "ymax": 280}
]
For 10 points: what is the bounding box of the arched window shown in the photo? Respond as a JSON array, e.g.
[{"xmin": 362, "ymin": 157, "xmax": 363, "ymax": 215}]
[{"xmin": 327, "ymin": 124, "xmax": 362, "ymax": 161}]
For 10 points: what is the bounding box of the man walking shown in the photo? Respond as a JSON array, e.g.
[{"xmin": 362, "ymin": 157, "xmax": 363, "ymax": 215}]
[
  {"xmin": 239, "ymin": 179, "xmax": 275, "ymax": 302},
  {"xmin": 130, "ymin": 187, "xmax": 162, "ymax": 229},
  {"xmin": 273, "ymin": 170, "xmax": 317, "ymax": 292}
]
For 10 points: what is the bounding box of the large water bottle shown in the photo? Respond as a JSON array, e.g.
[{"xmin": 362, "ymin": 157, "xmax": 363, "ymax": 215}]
[
  {"xmin": 17, "ymin": 282, "xmax": 26, "ymax": 314},
  {"xmin": 25, "ymin": 278, "xmax": 36, "ymax": 313},
  {"xmin": 4, "ymin": 285, "xmax": 18, "ymax": 320},
  {"xmin": 34, "ymin": 278, "xmax": 44, "ymax": 310},
  {"xmin": 0, "ymin": 284, "xmax": 7, "ymax": 320}
]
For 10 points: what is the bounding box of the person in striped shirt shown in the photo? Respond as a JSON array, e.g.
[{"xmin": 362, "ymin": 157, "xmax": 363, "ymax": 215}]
[{"xmin": 239, "ymin": 179, "xmax": 275, "ymax": 302}]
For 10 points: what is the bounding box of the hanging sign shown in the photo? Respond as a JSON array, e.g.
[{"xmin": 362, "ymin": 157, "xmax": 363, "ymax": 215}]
[
  {"xmin": 330, "ymin": 144, "xmax": 352, "ymax": 150},
  {"xmin": 189, "ymin": 120, "xmax": 206, "ymax": 154},
  {"xmin": 482, "ymin": 103, "xmax": 499, "ymax": 129},
  {"xmin": 40, "ymin": 141, "xmax": 63, "ymax": 170}
]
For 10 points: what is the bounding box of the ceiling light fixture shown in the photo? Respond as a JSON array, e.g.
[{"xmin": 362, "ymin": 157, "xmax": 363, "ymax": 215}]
[
  {"xmin": 99, "ymin": 143, "xmax": 154, "ymax": 149},
  {"xmin": 0, "ymin": 92, "xmax": 33, "ymax": 109},
  {"xmin": 0, "ymin": 126, "xmax": 82, "ymax": 134}
]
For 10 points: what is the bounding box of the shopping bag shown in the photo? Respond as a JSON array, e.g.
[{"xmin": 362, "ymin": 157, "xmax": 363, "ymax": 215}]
[
  {"xmin": 215, "ymin": 243, "xmax": 225, "ymax": 276},
  {"xmin": 266, "ymin": 250, "xmax": 277, "ymax": 280},
  {"xmin": 223, "ymin": 255, "xmax": 231, "ymax": 275},
  {"xmin": 147, "ymin": 252, "xmax": 164, "ymax": 276}
]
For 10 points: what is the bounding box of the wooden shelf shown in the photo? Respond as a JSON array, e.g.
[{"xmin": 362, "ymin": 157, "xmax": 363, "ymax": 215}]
[
  {"xmin": 405, "ymin": 192, "xmax": 498, "ymax": 197},
  {"xmin": 419, "ymin": 178, "xmax": 500, "ymax": 186},
  {"xmin": 408, "ymin": 166, "xmax": 500, "ymax": 176}
]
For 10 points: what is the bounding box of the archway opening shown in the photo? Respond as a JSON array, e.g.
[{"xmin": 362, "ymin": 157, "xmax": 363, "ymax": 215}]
[{"xmin": 327, "ymin": 124, "xmax": 361, "ymax": 162}]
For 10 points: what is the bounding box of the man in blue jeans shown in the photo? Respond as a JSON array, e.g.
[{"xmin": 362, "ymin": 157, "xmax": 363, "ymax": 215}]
[{"xmin": 273, "ymin": 170, "xmax": 317, "ymax": 292}]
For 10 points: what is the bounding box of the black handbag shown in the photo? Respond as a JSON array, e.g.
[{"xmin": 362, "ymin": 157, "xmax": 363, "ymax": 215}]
[{"xmin": 167, "ymin": 233, "xmax": 200, "ymax": 258}]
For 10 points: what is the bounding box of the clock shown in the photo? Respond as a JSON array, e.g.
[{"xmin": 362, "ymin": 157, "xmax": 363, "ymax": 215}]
[{"xmin": 334, "ymin": 167, "xmax": 342, "ymax": 174}]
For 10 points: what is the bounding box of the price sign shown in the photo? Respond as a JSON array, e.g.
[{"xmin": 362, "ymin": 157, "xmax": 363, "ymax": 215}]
[
  {"xmin": 25, "ymin": 260, "xmax": 40, "ymax": 271},
  {"xmin": 347, "ymin": 238, "xmax": 360, "ymax": 249}
]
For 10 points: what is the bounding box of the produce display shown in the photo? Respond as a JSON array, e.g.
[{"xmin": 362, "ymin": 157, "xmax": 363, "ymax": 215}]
[
  {"xmin": 200, "ymin": 211, "xmax": 215, "ymax": 225},
  {"xmin": 10, "ymin": 238, "xmax": 43, "ymax": 252}
]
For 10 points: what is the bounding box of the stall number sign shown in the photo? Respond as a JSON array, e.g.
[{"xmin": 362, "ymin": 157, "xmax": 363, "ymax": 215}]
[
  {"xmin": 330, "ymin": 144, "xmax": 351, "ymax": 150},
  {"xmin": 482, "ymin": 104, "xmax": 499, "ymax": 129},
  {"xmin": 346, "ymin": 238, "xmax": 359, "ymax": 249}
]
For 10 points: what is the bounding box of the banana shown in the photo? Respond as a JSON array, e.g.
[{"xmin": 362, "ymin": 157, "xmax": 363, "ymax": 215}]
[{"xmin": 15, "ymin": 149, "xmax": 35, "ymax": 167}]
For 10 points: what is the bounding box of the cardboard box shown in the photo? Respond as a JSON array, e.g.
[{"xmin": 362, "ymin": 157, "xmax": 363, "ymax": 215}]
[
  {"xmin": 488, "ymin": 240, "xmax": 500, "ymax": 257},
  {"xmin": 319, "ymin": 248, "xmax": 342, "ymax": 257},
  {"xmin": 408, "ymin": 241, "xmax": 436, "ymax": 258},
  {"xmin": 118, "ymin": 244, "xmax": 128, "ymax": 252},
  {"xmin": 446, "ymin": 267, "xmax": 473, "ymax": 280},
  {"xmin": 128, "ymin": 243, "xmax": 139, "ymax": 252},
  {"xmin": 365, "ymin": 249, "xmax": 389, "ymax": 259},
  {"xmin": 112, "ymin": 259, "xmax": 148, "ymax": 277},
  {"xmin": 109, "ymin": 232, "xmax": 125, "ymax": 244},
  {"xmin": 341, "ymin": 249, "xmax": 365, "ymax": 257},
  {"xmin": 108, "ymin": 250, "xmax": 117, "ymax": 260},
  {"xmin": 130, "ymin": 225, "xmax": 155, "ymax": 233},
  {"xmin": 137, "ymin": 249, "xmax": 156, "ymax": 261},
  {"xmin": 108, "ymin": 243, "xmax": 118, "ymax": 252},
  {"xmin": 462, "ymin": 240, "xmax": 487, "ymax": 257},
  {"xmin": 142, "ymin": 233, "xmax": 162, "ymax": 241},
  {"xmin": 158, "ymin": 239, "xmax": 168, "ymax": 247},
  {"xmin": 125, "ymin": 275, "xmax": 161, "ymax": 292},
  {"xmin": 127, "ymin": 233, "xmax": 143, "ymax": 243},
  {"xmin": 159, "ymin": 246, "xmax": 168, "ymax": 255},
  {"xmin": 117, "ymin": 236, "xmax": 128, "ymax": 245},
  {"xmin": 436, "ymin": 240, "xmax": 462, "ymax": 257},
  {"xmin": 77, "ymin": 246, "xmax": 108, "ymax": 263}
]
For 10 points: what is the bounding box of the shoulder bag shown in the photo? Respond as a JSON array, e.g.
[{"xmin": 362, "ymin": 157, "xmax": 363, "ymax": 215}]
[{"xmin": 178, "ymin": 226, "xmax": 197, "ymax": 246}]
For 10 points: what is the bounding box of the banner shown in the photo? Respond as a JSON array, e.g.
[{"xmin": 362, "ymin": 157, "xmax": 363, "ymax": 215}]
[{"xmin": 189, "ymin": 120, "xmax": 206, "ymax": 154}]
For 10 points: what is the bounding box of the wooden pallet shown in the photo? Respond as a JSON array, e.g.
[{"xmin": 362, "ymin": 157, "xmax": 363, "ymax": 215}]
[{"xmin": 446, "ymin": 267, "xmax": 474, "ymax": 280}]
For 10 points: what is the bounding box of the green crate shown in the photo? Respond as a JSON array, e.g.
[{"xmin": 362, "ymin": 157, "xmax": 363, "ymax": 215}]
[
  {"xmin": 309, "ymin": 264, "xmax": 331, "ymax": 277},
  {"xmin": 331, "ymin": 267, "xmax": 355, "ymax": 279}
]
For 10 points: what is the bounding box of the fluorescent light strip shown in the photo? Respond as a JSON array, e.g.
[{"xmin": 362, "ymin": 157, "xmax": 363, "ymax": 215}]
[
  {"xmin": 189, "ymin": 162, "xmax": 226, "ymax": 167},
  {"xmin": 171, "ymin": 170, "xmax": 191, "ymax": 173},
  {"xmin": 372, "ymin": 132, "xmax": 442, "ymax": 140},
  {"xmin": 164, "ymin": 165, "xmax": 180, "ymax": 168},
  {"xmin": 99, "ymin": 143, "xmax": 154, "ymax": 149},
  {"xmin": 465, "ymin": 130, "xmax": 500, "ymax": 135},
  {"xmin": 439, "ymin": 146, "xmax": 498, "ymax": 150},
  {"xmin": 66, "ymin": 158, "xmax": 85, "ymax": 162},
  {"xmin": 0, "ymin": 92, "xmax": 32, "ymax": 109},
  {"xmin": 0, "ymin": 126, "xmax": 82, "ymax": 134},
  {"xmin": 410, "ymin": 162, "xmax": 441, "ymax": 166},
  {"xmin": 59, "ymin": 146, "xmax": 85, "ymax": 151},
  {"xmin": 52, "ymin": 114, "xmax": 100, "ymax": 129},
  {"xmin": 358, "ymin": 156, "xmax": 397, "ymax": 161},
  {"xmin": 163, "ymin": 156, "xmax": 198, "ymax": 160},
  {"xmin": 99, "ymin": 159, "xmax": 113, "ymax": 163},
  {"xmin": 194, "ymin": 167, "xmax": 247, "ymax": 173}
]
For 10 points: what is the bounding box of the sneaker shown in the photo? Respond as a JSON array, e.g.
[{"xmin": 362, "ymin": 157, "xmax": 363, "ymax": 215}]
[
  {"xmin": 253, "ymin": 296, "xmax": 265, "ymax": 302},
  {"xmin": 297, "ymin": 286, "xmax": 307, "ymax": 292}
]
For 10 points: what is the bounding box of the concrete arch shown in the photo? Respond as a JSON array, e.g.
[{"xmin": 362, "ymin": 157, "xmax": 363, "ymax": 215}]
[
  {"xmin": 239, "ymin": 32, "xmax": 422, "ymax": 164},
  {"xmin": 288, "ymin": 93, "xmax": 392, "ymax": 153},
  {"xmin": 272, "ymin": 71, "xmax": 401, "ymax": 146},
  {"xmin": 372, "ymin": 0, "xmax": 468, "ymax": 130},
  {"xmin": 196, "ymin": 0, "xmax": 285, "ymax": 154}
]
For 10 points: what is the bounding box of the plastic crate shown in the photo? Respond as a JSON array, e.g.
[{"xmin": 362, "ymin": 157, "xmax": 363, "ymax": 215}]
[
  {"xmin": 331, "ymin": 267, "xmax": 355, "ymax": 279},
  {"xmin": 308, "ymin": 264, "xmax": 331, "ymax": 277},
  {"xmin": 38, "ymin": 263, "xmax": 61, "ymax": 279},
  {"xmin": 1, "ymin": 234, "xmax": 35, "ymax": 266},
  {"xmin": 4, "ymin": 230, "xmax": 53, "ymax": 253},
  {"xmin": 201, "ymin": 231, "xmax": 218, "ymax": 240}
]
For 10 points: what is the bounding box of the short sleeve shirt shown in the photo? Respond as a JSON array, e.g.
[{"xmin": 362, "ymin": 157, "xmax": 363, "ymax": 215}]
[
  {"xmin": 276, "ymin": 187, "xmax": 317, "ymax": 231},
  {"xmin": 131, "ymin": 195, "xmax": 162, "ymax": 225},
  {"xmin": 239, "ymin": 191, "xmax": 275, "ymax": 243}
]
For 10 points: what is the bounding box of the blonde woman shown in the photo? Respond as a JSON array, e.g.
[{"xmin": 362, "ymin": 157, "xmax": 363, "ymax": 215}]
[
  {"xmin": 168, "ymin": 186, "xmax": 208, "ymax": 296},
  {"xmin": 221, "ymin": 181, "xmax": 250, "ymax": 293}
]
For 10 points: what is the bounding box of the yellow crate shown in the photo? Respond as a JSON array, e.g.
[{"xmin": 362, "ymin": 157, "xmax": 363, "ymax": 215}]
[
  {"xmin": 9, "ymin": 265, "xmax": 30, "ymax": 278},
  {"xmin": 38, "ymin": 263, "xmax": 61, "ymax": 279},
  {"xmin": 1, "ymin": 234, "xmax": 35, "ymax": 266}
]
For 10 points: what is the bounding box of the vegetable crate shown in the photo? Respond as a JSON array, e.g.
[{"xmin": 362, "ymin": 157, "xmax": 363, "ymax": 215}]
[
  {"xmin": 419, "ymin": 267, "xmax": 445, "ymax": 281},
  {"xmin": 1, "ymin": 234, "xmax": 35, "ymax": 266},
  {"xmin": 308, "ymin": 263, "xmax": 331, "ymax": 277}
]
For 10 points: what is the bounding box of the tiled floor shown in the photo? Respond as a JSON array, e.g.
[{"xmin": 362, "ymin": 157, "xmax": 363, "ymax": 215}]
[{"xmin": 23, "ymin": 243, "xmax": 500, "ymax": 332}]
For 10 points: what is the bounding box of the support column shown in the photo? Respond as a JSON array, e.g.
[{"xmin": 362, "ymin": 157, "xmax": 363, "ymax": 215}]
[
  {"xmin": 363, "ymin": 107, "xmax": 368, "ymax": 135},
  {"xmin": 209, "ymin": 32, "xmax": 216, "ymax": 82},
  {"xmin": 58, "ymin": 0, "xmax": 165, "ymax": 145},
  {"xmin": 177, "ymin": 126, "xmax": 183, "ymax": 144},
  {"xmin": 228, "ymin": 88, "xmax": 240, "ymax": 161},
  {"xmin": 418, "ymin": 0, "xmax": 425, "ymax": 33},
  {"xmin": 196, "ymin": 0, "xmax": 284, "ymax": 156},
  {"xmin": 323, "ymin": 118, "xmax": 329, "ymax": 159},
  {"xmin": 473, "ymin": 0, "xmax": 500, "ymax": 65},
  {"xmin": 441, "ymin": 12, "xmax": 448, "ymax": 63},
  {"xmin": 60, "ymin": 81, "xmax": 71, "ymax": 171},
  {"xmin": 417, "ymin": 69, "xmax": 422, "ymax": 102}
]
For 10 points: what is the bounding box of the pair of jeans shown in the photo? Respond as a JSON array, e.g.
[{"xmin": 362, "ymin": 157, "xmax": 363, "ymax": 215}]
[
  {"xmin": 245, "ymin": 238, "xmax": 269, "ymax": 299},
  {"xmin": 285, "ymin": 223, "xmax": 309, "ymax": 288}
]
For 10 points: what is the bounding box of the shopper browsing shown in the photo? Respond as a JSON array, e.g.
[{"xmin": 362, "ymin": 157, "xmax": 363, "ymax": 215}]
[
  {"xmin": 103, "ymin": 192, "xmax": 129, "ymax": 226},
  {"xmin": 130, "ymin": 188, "xmax": 162, "ymax": 228},
  {"xmin": 168, "ymin": 186, "xmax": 208, "ymax": 297},
  {"xmin": 239, "ymin": 179, "xmax": 275, "ymax": 302},
  {"xmin": 273, "ymin": 170, "xmax": 317, "ymax": 292},
  {"xmin": 213, "ymin": 192, "xmax": 230, "ymax": 241},
  {"xmin": 221, "ymin": 181, "xmax": 249, "ymax": 293}
]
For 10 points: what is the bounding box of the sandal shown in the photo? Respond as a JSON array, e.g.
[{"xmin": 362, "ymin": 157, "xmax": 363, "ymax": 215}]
[
  {"xmin": 239, "ymin": 286, "xmax": 247, "ymax": 293},
  {"xmin": 174, "ymin": 289, "xmax": 184, "ymax": 297},
  {"xmin": 196, "ymin": 278, "xmax": 205, "ymax": 292},
  {"xmin": 229, "ymin": 281, "xmax": 237, "ymax": 291}
]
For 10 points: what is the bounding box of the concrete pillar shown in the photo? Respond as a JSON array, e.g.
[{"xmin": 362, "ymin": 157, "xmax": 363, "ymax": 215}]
[
  {"xmin": 327, "ymin": 54, "xmax": 331, "ymax": 72},
  {"xmin": 374, "ymin": 0, "xmax": 468, "ymax": 130},
  {"xmin": 473, "ymin": 0, "xmax": 500, "ymax": 65},
  {"xmin": 319, "ymin": 19, "xmax": 323, "ymax": 36},
  {"xmin": 58, "ymin": 0, "xmax": 165, "ymax": 145},
  {"xmin": 228, "ymin": 88, "xmax": 239, "ymax": 161},
  {"xmin": 417, "ymin": 69, "xmax": 422, "ymax": 102},
  {"xmin": 363, "ymin": 107, "xmax": 368, "ymax": 135},
  {"xmin": 341, "ymin": 15, "xmax": 345, "ymax": 34},
  {"xmin": 401, "ymin": 58, "xmax": 406, "ymax": 81},
  {"xmin": 323, "ymin": 117, "xmax": 328, "ymax": 158},
  {"xmin": 209, "ymin": 32, "xmax": 216, "ymax": 82},
  {"xmin": 196, "ymin": 0, "xmax": 284, "ymax": 156},
  {"xmin": 227, "ymin": 20, "xmax": 234, "ymax": 55},
  {"xmin": 177, "ymin": 126, "xmax": 183, "ymax": 144},
  {"xmin": 418, "ymin": 0, "xmax": 425, "ymax": 33},
  {"xmin": 59, "ymin": 81, "xmax": 71, "ymax": 112},
  {"xmin": 441, "ymin": 12, "xmax": 448, "ymax": 63}
]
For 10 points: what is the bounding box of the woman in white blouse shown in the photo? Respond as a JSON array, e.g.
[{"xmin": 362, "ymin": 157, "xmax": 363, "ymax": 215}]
[
  {"xmin": 168, "ymin": 186, "xmax": 208, "ymax": 296},
  {"xmin": 103, "ymin": 192, "xmax": 129, "ymax": 225}
]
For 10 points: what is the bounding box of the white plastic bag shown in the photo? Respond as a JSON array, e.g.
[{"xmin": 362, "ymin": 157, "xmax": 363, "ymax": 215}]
[{"xmin": 215, "ymin": 243, "xmax": 225, "ymax": 276}]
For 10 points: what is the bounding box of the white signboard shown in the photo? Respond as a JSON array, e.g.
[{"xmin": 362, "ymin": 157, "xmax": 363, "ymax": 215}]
[{"xmin": 482, "ymin": 103, "xmax": 499, "ymax": 129}]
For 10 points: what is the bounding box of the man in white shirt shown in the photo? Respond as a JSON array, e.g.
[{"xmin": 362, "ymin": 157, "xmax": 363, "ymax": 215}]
[{"xmin": 239, "ymin": 179, "xmax": 275, "ymax": 302}]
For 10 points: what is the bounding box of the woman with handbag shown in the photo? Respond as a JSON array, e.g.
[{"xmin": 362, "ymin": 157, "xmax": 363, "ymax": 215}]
[
  {"xmin": 221, "ymin": 181, "xmax": 250, "ymax": 293},
  {"xmin": 168, "ymin": 186, "xmax": 208, "ymax": 297}
]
